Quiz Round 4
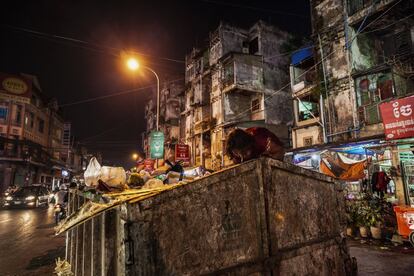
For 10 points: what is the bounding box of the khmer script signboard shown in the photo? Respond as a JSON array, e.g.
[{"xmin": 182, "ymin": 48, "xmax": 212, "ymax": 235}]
[{"xmin": 380, "ymin": 95, "xmax": 414, "ymax": 140}]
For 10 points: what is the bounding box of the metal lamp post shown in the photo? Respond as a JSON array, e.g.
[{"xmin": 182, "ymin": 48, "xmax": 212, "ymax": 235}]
[
  {"xmin": 142, "ymin": 66, "xmax": 160, "ymax": 132},
  {"xmin": 126, "ymin": 58, "xmax": 160, "ymax": 132},
  {"xmin": 126, "ymin": 58, "xmax": 161, "ymax": 166}
]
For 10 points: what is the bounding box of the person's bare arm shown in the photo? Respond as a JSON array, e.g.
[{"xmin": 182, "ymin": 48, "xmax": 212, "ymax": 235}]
[{"xmin": 264, "ymin": 137, "xmax": 285, "ymax": 161}]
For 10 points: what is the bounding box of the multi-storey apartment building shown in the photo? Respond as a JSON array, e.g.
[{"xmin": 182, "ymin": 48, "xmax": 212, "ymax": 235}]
[
  {"xmin": 143, "ymin": 80, "xmax": 183, "ymax": 161},
  {"xmin": 184, "ymin": 21, "xmax": 293, "ymax": 170},
  {"xmin": 0, "ymin": 72, "xmax": 84, "ymax": 191},
  {"xmin": 291, "ymin": 0, "xmax": 414, "ymax": 205}
]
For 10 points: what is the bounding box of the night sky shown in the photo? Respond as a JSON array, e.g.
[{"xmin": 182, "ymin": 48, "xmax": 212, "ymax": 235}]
[{"xmin": 0, "ymin": 0, "xmax": 310, "ymax": 167}]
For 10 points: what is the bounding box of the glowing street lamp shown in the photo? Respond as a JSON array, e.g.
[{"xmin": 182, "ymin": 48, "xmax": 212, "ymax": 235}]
[
  {"xmin": 132, "ymin": 153, "xmax": 139, "ymax": 160},
  {"xmin": 125, "ymin": 57, "xmax": 160, "ymax": 131},
  {"xmin": 126, "ymin": 58, "xmax": 140, "ymax": 71}
]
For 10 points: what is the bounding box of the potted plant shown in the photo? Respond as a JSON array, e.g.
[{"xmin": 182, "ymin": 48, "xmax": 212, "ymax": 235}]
[
  {"xmin": 366, "ymin": 205, "xmax": 384, "ymax": 240},
  {"xmin": 356, "ymin": 199, "xmax": 384, "ymax": 239},
  {"xmin": 345, "ymin": 200, "xmax": 358, "ymax": 237},
  {"xmin": 358, "ymin": 209, "xmax": 370, "ymax": 238},
  {"xmin": 354, "ymin": 200, "xmax": 370, "ymax": 238}
]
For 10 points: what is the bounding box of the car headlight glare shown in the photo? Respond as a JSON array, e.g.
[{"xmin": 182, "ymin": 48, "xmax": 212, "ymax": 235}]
[
  {"xmin": 5, "ymin": 196, "xmax": 12, "ymax": 201},
  {"xmin": 25, "ymin": 196, "xmax": 35, "ymax": 201}
]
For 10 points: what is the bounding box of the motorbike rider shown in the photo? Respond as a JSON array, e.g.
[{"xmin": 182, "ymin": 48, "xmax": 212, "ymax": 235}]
[
  {"xmin": 55, "ymin": 184, "xmax": 68, "ymax": 206},
  {"xmin": 54, "ymin": 184, "xmax": 68, "ymax": 224}
]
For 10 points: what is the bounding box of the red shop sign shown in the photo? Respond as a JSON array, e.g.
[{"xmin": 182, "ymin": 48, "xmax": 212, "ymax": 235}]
[
  {"xmin": 143, "ymin": 159, "xmax": 155, "ymax": 172},
  {"xmin": 379, "ymin": 95, "xmax": 414, "ymax": 140},
  {"xmin": 175, "ymin": 144, "xmax": 190, "ymax": 162}
]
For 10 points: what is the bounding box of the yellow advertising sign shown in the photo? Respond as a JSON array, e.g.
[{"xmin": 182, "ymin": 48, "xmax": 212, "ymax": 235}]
[
  {"xmin": 2, "ymin": 77, "xmax": 28, "ymax": 95},
  {"xmin": 0, "ymin": 73, "xmax": 32, "ymax": 103}
]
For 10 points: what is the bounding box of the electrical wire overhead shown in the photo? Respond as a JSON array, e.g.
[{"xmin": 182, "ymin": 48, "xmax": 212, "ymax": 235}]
[
  {"xmin": 0, "ymin": 24, "xmax": 185, "ymax": 64},
  {"xmin": 212, "ymin": 0, "xmax": 405, "ymax": 129},
  {"xmin": 59, "ymin": 78, "xmax": 183, "ymax": 107}
]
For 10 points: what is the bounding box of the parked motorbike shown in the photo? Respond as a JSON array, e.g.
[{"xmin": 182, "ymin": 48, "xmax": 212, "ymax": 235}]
[{"xmin": 54, "ymin": 203, "xmax": 66, "ymax": 225}]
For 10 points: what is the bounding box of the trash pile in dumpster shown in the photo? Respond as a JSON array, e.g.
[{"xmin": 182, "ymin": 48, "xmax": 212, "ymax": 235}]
[{"xmin": 55, "ymin": 157, "xmax": 212, "ymax": 235}]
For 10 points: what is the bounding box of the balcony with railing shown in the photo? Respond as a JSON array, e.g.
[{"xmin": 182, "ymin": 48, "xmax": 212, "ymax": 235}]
[
  {"xmin": 356, "ymin": 70, "xmax": 394, "ymax": 126},
  {"xmin": 220, "ymin": 53, "xmax": 264, "ymax": 94},
  {"xmin": 290, "ymin": 47, "xmax": 318, "ymax": 98},
  {"xmin": 347, "ymin": 0, "xmax": 409, "ymax": 26}
]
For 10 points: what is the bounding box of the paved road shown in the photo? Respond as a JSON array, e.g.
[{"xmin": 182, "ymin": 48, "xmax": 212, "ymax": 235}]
[
  {"xmin": 0, "ymin": 205, "xmax": 65, "ymax": 276},
  {"xmin": 349, "ymin": 241, "xmax": 414, "ymax": 276}
]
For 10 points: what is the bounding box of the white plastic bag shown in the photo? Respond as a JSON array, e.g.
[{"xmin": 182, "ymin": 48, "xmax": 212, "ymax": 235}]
[
  {"xmin": 84, "ymin": 157, "xmax": 102, "ymax": 187},
  {"xmin": 100, "ymin": 166, "xmax": 127, "ymax": 188},
  {"xmin": 142, "ymin": 179, "xmax": 164, "ymax": 189},
  {"xmin": 138, "ymin": 170, "xmax": 151, "ymax": 183},
  {"xmin": 84, "ymin": 157, "xmax": 127, "ymax": 188}
]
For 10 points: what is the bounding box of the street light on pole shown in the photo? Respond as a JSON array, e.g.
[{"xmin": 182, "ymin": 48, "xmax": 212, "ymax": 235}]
[
  {"xmin": 126, "ymin": 57, "xmax": 161, "ymax": 167},
  {"xmin": 125, "ymin": 57, "xmax": 160, "ymax": 132}
]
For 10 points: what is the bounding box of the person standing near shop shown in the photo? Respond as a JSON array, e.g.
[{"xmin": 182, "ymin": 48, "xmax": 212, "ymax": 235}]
[{"xmin": 225, "ymin": 127, "xmax": 285, "ymax": 164}]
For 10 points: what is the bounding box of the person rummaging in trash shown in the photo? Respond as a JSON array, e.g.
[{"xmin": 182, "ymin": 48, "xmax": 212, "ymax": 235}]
[{"xmin": 226, "ymin": 127, "xmax": 285, "ymax": 163}]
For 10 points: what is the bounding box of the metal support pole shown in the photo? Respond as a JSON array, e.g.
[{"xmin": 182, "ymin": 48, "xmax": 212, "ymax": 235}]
[
  {"xmin": 144, "ymin": 66, "xmax": 160, "ymax": 167},
  {"xmin": 101, "ymin": 214, "xmax": 105, "ymax": 276},
  {"xmin": 65, "ymin": 191, "xmax": 70, "ymax": 261},
  {"xmin": 319, "ymin": 94, "xmax": 327, "ymax": 143},
  {"xmin": 91, "ymin": 219, "xmax": 94, "ymax": 276},
  {"xmin": 82, "ymin": 223, "xmax": 85, "ymax": 276},
  {"xmin": 200, "ymin": 75, "xmax": 204, "ymax": 166},
  {"xmin": 318, "ymin": 34, "xmax": 331, "ymax": 141},
  {"xmin": 74, "ymin": 195, "xmax": 79, "ymax": 276}
]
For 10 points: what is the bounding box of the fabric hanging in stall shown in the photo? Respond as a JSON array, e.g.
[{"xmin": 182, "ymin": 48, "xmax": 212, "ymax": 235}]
[{"xmin": 320, "ymin": 152, "xmax": 366, "ymax": 181}]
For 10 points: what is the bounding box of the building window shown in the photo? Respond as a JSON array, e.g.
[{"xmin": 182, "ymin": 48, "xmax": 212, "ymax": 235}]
[
  {"xmin": 298, "ymin": 98, "xmax": 319, "ymax": 122},
  {"xmin": 347, "ymin": 0, "xmax": 373, "ymax": 16},
  {"xmin": 355, "ymin": 71, "xmax": 394, "ymax": 125},
  {"xmin": 55, "ymin": 129, "xmax": 62, "ymax": 140},
  {"xmin": 351, "ymin": 24, "xmax": 412, "ymax": 73},
  {"xmin": 0, "ymin": 106, "xmax": 7, "ymax": 122},
  {"xmin": 14, "ymin": 105, "xmax": 22, "ymax": 124},
  {"xmin": 223, "ymin": 62, "xmax": 234, "ymax": 87},
  {"xmin": 29, "ymin": 112, "xmax": 34, "ymax": 128},
  {"xmin": 38, "ymin": 119, "xmax": 44, "ymax": 133},
  {"xmin": 303, "ymin": 136, "xmax": 313, "ymax": 147},
  {"xmin": 251, "ymin": 98, "xmax": 261, "ymax": 112},
  {"xmin": 249, "ymin": 37, "xmax": 259, "ymax": 55},
  {"xmin": 291, "ymin": 48, "xmax": 316, "ymax": 90}
]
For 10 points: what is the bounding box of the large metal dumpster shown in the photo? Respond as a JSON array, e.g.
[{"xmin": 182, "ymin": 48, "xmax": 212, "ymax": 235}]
[{"xmin": 65, "ymin": 157, "xmax": 353, "ymax": 275}]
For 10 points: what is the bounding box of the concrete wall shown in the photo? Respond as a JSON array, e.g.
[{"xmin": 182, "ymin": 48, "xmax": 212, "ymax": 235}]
[
  {"xmin": 293, "ymin": 124, "xmax": 323, "ymax": 148},
  {"xmin": 311, "ymin": 0, "xmax": 357, "ymax": 141},
  {"xmin": 209, "ymin": 23, "xmax": 247, "ymax": 66}
]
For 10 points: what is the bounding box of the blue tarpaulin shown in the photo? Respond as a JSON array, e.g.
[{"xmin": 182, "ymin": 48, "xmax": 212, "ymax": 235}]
[
  {"xmin": 291, "ymin": 46, "xmax": 313, "ymax": 66},
  {"xmin": 329, "ymin": 140, "xmax": 380, "ymax": 156},
  {"xmin": 0, "ymin": 107, "xmax": 7, "ymax": 120}
]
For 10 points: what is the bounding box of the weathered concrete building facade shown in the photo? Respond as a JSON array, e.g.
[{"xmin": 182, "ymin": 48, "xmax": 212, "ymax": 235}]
[
  {"xmin": 0, "ymin": 72, "xmax": 85, "ymax": 191},
  {"xmin": 184, "ymin": 21, "xmax": 293, "ymax": 170},
  {"xmin": 292, "ymin": 0, "xmax": 414, "ymax": 149},
  {"xmin": 291, "ymin": 0, "xmax": 414, "ymax": 205},
  {"xmin": 143, "ymin": 81, "xmax": 183, "ymax": 159}
]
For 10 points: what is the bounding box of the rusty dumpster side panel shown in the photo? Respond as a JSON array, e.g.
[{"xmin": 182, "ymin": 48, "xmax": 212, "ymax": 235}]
[
  {"xmin": 122, "ymin": 160, "xmax": 269, "ymax": 275},
  {"xmin": 264, "ymin": 159, "xmax": 349, "ymax": 275},
  {"xmin": 122, "ymin": 158, "xmax": 351, "ymax": 276}
]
